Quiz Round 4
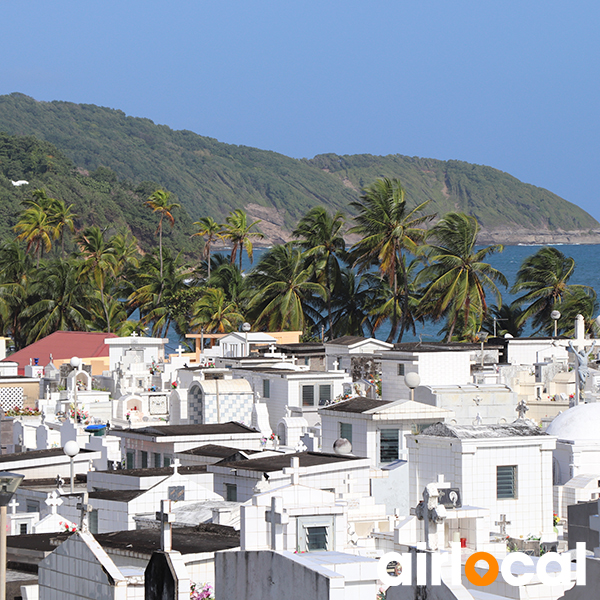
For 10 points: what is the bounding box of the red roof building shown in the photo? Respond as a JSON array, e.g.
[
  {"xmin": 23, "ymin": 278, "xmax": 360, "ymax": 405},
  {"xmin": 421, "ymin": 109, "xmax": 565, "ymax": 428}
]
[{"xmin": 4, "ymin": 331, "xmax": 119, "ymax": 375}]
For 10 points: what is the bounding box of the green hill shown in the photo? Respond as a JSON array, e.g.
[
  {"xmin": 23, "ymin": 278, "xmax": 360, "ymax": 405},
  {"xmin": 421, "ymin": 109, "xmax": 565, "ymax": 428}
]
[
  {"xmin": 0, "ymin": 92, "xmax": 597, "ymax": 242},
  {"xmin": 0, "ymin": 131, "xmax": 200, "ymax": 254}
]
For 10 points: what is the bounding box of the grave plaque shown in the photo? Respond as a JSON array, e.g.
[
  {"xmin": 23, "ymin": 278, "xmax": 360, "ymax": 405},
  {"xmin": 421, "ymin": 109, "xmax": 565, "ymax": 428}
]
[
  {"xmin": 168, "ymin": 486, "xmax": 185, "ymax": 502},
  {"xmin": 438, "ymin": 488, "xmax": 461, "ymax": 508},
  {"xmin": 150, "ymin": 395, "xmax": 168, "ymax": 415}
]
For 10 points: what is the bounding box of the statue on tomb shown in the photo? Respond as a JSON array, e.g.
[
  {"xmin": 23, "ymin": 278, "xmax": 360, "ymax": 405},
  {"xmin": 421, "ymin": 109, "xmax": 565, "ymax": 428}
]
[
  {"xmin": 515, "ymin": 399, "xmax": 529, "ymax": 420},
  {"xmin": 568, "ymin": 341, "xmax": 597, "ymax": 392},
  {"xmin": 415, "ymin": 482, "xmax": 447, "ymax": 551}
]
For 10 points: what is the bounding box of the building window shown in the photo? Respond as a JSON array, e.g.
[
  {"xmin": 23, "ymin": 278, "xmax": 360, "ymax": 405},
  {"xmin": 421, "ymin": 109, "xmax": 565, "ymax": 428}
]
[
  {"xmin": 304, "ymin": 357, "xmax": 310, "ymax": 366},
  {"xmin": 141, "ymin": 451, "xmax": 148, "ymax": 469},
  {"xmin": 339, "ymin": 422, "xmax": 353, "ymax": 445},
  {"xmin": 380, "ymin": 429, "xmax": 399, "ymax": 463},
  {"xmin": 154, "ymin": 453, "xmax": 161, "ymax": 468},
  {"xmin": 263, "ymin": 379, "xmax": 270, "ymax": 398},
  {"xmin": 302, "ymin": 385, "xmax": 315, "ymax": 407},
  {"xmin": 163, "ymin": 456, "xmax": 172, "ymax": 467},
  {"xmin": 89, "ymin": 509, "xmax": 99, "ymax": 534},
  {"xmin": 397, "ymin": 364, "xmax": 405, "ymax": 376},
  {"xmin": 126, "ymin": 451, "xmax": 135, "ymax": 470},
  {"xmin": 225, "ymin": 483, "xmax": 237, "ymax": 502},
  {"xmin": 497, "ymin": 466, "xmax": 517, "ymax": 499},
  {"xmin": 319, "ymin": 385, "xmax": 331, "ymax": 406},
  {"xmin": 20, "ymin": 523, "xmax": 28, "ymax": 534},
  {"xmin": 297, "ymin": 516, "xmax": 334, "ymax": 552},
  {"xmin": 26, "ymin": 501, "xmax": 39, "ymax": 513}
]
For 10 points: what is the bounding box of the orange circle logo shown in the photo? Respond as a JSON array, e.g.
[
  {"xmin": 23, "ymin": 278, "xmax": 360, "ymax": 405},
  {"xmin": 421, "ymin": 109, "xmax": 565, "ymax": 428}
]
[{"xmin": 465, "ymin": 552, "xmax": 499, "ymax": 587}]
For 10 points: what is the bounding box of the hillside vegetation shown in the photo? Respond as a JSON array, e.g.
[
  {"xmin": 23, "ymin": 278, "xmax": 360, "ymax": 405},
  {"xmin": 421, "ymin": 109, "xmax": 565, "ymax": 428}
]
[
  {"xmin": 0, "ymin": 131, "xmax": 200, "ymax": 254},
  {"xmin": 0, "ymin": 92, "xmax": 597, "ymax": 240}
]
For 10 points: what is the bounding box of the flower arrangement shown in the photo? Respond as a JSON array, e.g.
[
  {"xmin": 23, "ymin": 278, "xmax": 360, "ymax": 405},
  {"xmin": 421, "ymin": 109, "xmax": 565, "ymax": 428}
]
[
  {"xmin": 190, "ymin": 582, "xmax": 214, "ymax": 600},
  {"xmin": 149, "ymin": 360, "xmax": 159, "ymax": 375},
  {"xmin": 377, "ymin": 588, "xmax": 387, "ymax": 600},
  {"xmin": 4, "ymin": 406, "xmax": 41, "ymax": 417},
  {"xmin": 60, "ymin": 521, "xmax": 77, "ymax": 533},
  {"xmin": 69, "ymin": 406, "xmax": 90, "ymax": 425},
  {"xmin": 171, "ymin": 381, "xmax": 178, "ymax": 389},
  {"xmin": 269, "ymin": 433, "xmax": 278, "ymax": 441},
  {"xmin": 553, "ymin": 512, "xmax": 560, "ymax": 527}
]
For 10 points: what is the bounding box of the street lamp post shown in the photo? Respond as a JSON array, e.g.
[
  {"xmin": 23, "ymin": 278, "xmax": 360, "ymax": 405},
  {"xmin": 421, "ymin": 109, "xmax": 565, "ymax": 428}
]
[
  {"xmin": 64, "ymin": 440, "xmax": 80, "ymax": 493},
  {"xmin": 242, "ymin": 322, "xmax": 251, "ymax": 357},
  {"xmin": 551, "ymin": 310, "xmax": 561, "ymax": 338},
  {"xmin": 404, "ymin": 372, "xmax": 421, "ymax": 403},
  {"xmin": 0, "ymin": 471, "xmax": 24, "ymax": 600},
  {"xmin": 478, "ymin": 332, "xmax": 489, "ymax": 368}
]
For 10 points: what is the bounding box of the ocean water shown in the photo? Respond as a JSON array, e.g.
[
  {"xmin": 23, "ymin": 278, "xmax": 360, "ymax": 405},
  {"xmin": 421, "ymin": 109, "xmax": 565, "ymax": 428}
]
[{"xmin": 174, "ymin": 244, "xmax": 600, "ymax": 350}]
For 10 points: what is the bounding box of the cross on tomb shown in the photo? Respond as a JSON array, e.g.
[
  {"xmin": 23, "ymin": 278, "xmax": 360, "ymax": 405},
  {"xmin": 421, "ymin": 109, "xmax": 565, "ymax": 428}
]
[
  {"xmin": 283, "ymin": 456, "xmax": 301, "ymax": 485},
  {"xmin": 45, "ymin": 490, "xmax": 63, "ymax": 515},
  {"xmin": 268, "ymin": 344, "xmax": 277, "ymax": 354},
  {"xmin": 176, "ymin": 345, "xmax": 184, "ymax": 358},
  {"xmin": 495, "ymin": 514, "xmax": 511, "ymax": 537},
  {"xmin": 8, "ymin": 498, "xmax": 19, "ymax": 515},
  {"xmin": 473, "ymin": 396, "xmax": 483, "ymax": 406},
  {"xmin": 156, "ymin": 499, "xmax": 175, "ymax": 552},
  {"xmin": 76, "ymin": 492, "xmax": 93, "ymax": 531},
  {"xmin": 265, "ymin": 496, "xmax": 289, "ymax": 551},
  {"xmin": 131, "ymin": 331, "xmax": 139, "ymax": 337},
  {"xmin": 172, "ymin": 458, "xmax": 181, "ymax": 475},
  {"xmin": 414, "ymin": 481, "xmax": 447, "ymax": 551},
  {"xmin": 332, "ymin": 359, "xmax": 340, "ymax": 371}
]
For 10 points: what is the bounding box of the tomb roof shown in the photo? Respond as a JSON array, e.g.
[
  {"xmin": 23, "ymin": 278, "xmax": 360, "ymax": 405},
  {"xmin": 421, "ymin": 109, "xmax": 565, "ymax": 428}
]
[
  {"xmin": 545, "ymin": 402, "xmax": 600, "ymax": 442},
  {"xmin": 89, "ymin": 489, "xmax": 146, "ymax": 502},
  {"xmin": 119, "ymin": 422, "xmax": 258, "ymax": 437},
  {"xmin": 215, "ymin": 450, "xmax": 363, "ymax": 473},
  {"xmin": 179, "ymin": 444, "xmax": 260, "ymax": 458},
  {"xmin": 390, "ymin": 341, "xmax": 502, "ymax": 353},
  {"xmin": 420, "ymin": 422, "xmax": 546, "ymax": 439},
  {"xmin": 0, "ymin": 447, "xmax": 95, "ymax": 464},
  {"xmin": 321, "ymin": 397, "xmax": 391, "ymax": 413},
  {"xmin": 94, "ymin": 464, "xmax": 207, "ymax": 477}
]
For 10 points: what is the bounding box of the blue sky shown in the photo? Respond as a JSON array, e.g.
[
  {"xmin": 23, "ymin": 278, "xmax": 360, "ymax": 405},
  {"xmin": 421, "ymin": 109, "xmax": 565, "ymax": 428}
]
[{"xmin": 3, "ymin": 1, "xmax": 600, "ymax": 220}]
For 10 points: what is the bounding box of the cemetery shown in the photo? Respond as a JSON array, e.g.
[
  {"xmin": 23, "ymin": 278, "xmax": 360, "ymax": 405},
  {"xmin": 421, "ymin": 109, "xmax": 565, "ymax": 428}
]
[{"xmin": 1, "ymin": 319, "xmax": 600, "ymax": 599}]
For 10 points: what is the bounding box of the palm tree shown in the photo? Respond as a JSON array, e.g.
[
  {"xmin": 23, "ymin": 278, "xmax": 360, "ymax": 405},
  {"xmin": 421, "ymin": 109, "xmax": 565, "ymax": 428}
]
[
  {"xmin": 246, "ymin": 244, "xmax": 325, "ymax": 331},
  {"xmin": 145, "ymin": 189, "xmax": 180, "ymax": 279},
  {"xmin": 223, "ymin": 209, "xmax": 264, "ymax": 270},
  {"xmin": 292, "ymin": 207, "xmax": 346, "ymax": 338},
  {"xmin": 191, "ymin": 287, "xmax": 244, "ymax": 333},
  {"xmin": 417, "ymin": 212, "xmax": 507, "ymax": 341},
  {"xmin": 76, "ymin": 226, "xmax": 117, "ymax": 333},
  {"xmin": 22, "ymin": 260, "xmax": 91, "ymax": 343},
  {"xmin": 349, "ymin": 178, "xmax": 434, "ymax": 341},
  {"xmin": 192, "ymin": 216, "xmax": 223, "ymax": 279},
  {"xmin": 14, "ymin": 205, "xmax": 53, "ymax": 266},
  {"xmin": 511, "ymin": 246, "xmax": 593, "ymax": 333},
  {"xmin": 48, "ymin": 198, "xmax": 77, "ymax": 259},
  {"xmin": 482, "ymin": 303, "xmax": 525, "ymax": 338},
  {"xmin": 553, "ymin": 287, "xmax": 599, "ymax": 337},
  {"xmin": 328, "ymin": 268, "xmax": 374, "ymax": 338}
]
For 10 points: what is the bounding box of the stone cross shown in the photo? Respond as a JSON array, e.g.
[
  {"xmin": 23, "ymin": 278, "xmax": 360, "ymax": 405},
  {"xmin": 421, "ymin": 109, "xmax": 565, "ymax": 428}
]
[
  {"xmin": 332, "ymin": 359, "xmax": 340, "ymax": 371},
  {"xmin": 515, "ymin": 399, "xmax": 529, "ymax": 420},
  {"xmin": 76, "ymin": 493, "xmax": 93, "ymax": 531},
  {"xmin": 414, "ymin": 481, "xmax": 447, "ymax": 551},
  {"xmin": 156, "ymin": 499, "xmax": 175, "ymax": 552},
  {"xmin": 172, "ymin": 458, "xmax": 181, "ymax": 475},
  {"xmin": 265, "ymin": 496, "xmax": 289, "ymax": 550},
  {"xmin": 268, "ymin": 344, "xmax": 277, "ymax": 354},
  {"xmin": 176, "ymin": 345, "xmax": 184, "ymax": 358},
  {"xmin": 495, "ymin": 514, "xmax": 511, "ymax": 537},
  {"xmin": 8, "ymin": 498, "xmax": 19, "ymax": 514},
  {"xmin": 131, "ymin": 331, "xmax": 139, "ymax": 338},
  {"xmin": 45, "ymin": 490, "xmax": 63, "ymax": 515},
  {"xmin": 283, "ymin": 456, "xmax": 301, "ymax": 485}
]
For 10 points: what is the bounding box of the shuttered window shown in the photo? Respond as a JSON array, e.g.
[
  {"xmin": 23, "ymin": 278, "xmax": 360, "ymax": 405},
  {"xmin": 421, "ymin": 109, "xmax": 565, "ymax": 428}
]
[
  {"xmin": 497, "ymin": 466, "xmax": 517, "ymax": 499},
  {"xmin": 380, "ymin": 429, "xmax": 399, "ymax": 463},
  {"xmin": 339, "ymin": 422, "xmax": 353, "ymax": 445}
]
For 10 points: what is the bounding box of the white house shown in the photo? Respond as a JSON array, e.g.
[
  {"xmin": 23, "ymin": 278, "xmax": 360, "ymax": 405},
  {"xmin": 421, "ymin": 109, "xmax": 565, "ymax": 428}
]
[{"xmin": 324, "ymin": 335, "xmax": 393, "ymax": 375}]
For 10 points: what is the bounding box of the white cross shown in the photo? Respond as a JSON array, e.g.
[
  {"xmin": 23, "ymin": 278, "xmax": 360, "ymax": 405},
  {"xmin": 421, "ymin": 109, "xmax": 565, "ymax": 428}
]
[
  {"xmin": 265, "ymin": 496, "xmax": 289, "ymax": 551},
  {"xmin": 8, "ymin": 498, "xmax": 19, "ymax": 514},
  {"xmin": 172, "ymin": 458, "xmax": 181, "ymax": 475},
  {"xmin": 268, "ymin": 344, "xmax": 277, "ymax": 354},
  {"xmin": 495, "ymin": 514, "xmax": 511, "ymax": 537},
  {"xmin": 156, "ymin": 499, "xmax": 175, "ymax": 552},
  {"xmin": 45, "ymin": 490, "xmax": 63, "ymax": 514},
  {"xmin": 131, "ymin": 331, "xmax": 139, "ymax": 338},
  {"xmin": 283, "ymin": 456, "xmax": 301, "ymax": 485},
  {"xmin": 176, "ymin": 345, "xmax": 184, "ymax": 358},
  {"xmin": 332, "ymin": 359, "xmax": 340, "ymax": 371}
]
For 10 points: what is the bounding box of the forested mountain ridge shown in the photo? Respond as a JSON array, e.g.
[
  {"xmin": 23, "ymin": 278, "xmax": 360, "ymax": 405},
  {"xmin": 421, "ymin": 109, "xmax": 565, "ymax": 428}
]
[
  {"xmin": 0, "ymin": 92, "xmax": 597, "ymax": 244},
  {"xmin": 0, "ymin": 131, "xmax": 199, "ymax": 254}
]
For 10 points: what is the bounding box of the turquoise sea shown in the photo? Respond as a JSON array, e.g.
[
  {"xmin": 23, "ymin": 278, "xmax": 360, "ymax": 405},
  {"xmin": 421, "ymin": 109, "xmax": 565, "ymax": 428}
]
[{"xmin": 167, "ymin": 244, "xmax": 600, "ymax": 352}]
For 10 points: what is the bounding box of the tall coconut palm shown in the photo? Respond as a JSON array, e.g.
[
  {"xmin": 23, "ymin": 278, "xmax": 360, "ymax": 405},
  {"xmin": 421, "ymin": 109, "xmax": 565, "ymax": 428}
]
[
  {"xmin": 77, "ymin": 226, "xmax": 118, "ymax": 334},
  {"xmin": 292, "ymin": 207, "xmax": 346, "ymax": 338},
  {"xmin": 511, "ymin": 246, "xmax": 593, "ymax": 333},
  {"xmin": 191, "ymin": 287, "xmax": 244, "ymax": 333},
  {"xmin": 192, "ymin": 216, "xmax": 223, "ymax": 278},
  {"xmin": 328, "ymin": 268, "xmax": 374, "ymax": 338},
  {"xmin": 22, "ymin": 260, "xmax": 92, "ymax": 343},
  {"xmin": 223, "ymin": 209, "xmax": 264, "ymax": 270},
  {"xmin": 48, "ymin": 198, "xmax": 77, "ymax": 259},
  {"xmin": 417, "ymin": 212, "xmax": 507, "ymax": 341},
  {"xmin": 14, "ymin": 205, "xmax": 53, "ymax": 266},
  {"xmin": 349, "ymin": 178, "xmax": 434, "ymax": 341},
  {"xmin": 145, "ymin": 189, "xmax": 180, "ymax": 279},
  {"xmin": 246, "ymin": 244, "xmax": 325, "ymax": 331}
]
